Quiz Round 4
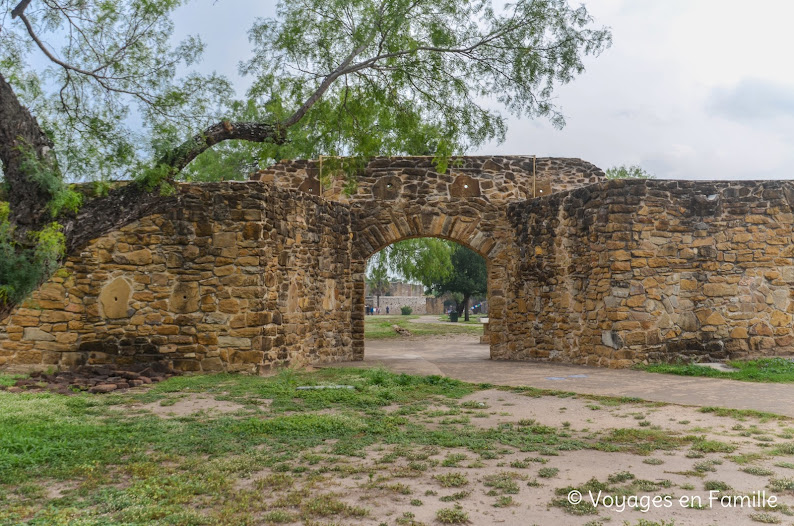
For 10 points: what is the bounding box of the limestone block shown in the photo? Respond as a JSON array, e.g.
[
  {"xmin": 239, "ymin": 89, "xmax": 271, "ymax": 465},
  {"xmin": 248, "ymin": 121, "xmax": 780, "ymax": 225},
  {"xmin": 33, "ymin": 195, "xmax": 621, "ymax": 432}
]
[
  {"xmin": 22, "ymin": 328, "xmax": 55, "ymax": 341},
  {"xmin": 99, "ymin": 277, "xmax": 133, "ymax": 319},
  {"xmin": 169, "ymin": 282, "xmax": 200, "ymax": 314},
  {"xmin": 448, "ymin": 175, "xmax": 482, "ymax": 198}
]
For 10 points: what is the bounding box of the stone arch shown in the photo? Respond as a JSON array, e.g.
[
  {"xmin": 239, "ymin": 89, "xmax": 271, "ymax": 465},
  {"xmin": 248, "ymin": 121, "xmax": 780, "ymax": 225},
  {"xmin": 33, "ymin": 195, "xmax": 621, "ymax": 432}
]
[{"xmin": 350, "ymin": 200, "xmax": 514, "ymax": 361}]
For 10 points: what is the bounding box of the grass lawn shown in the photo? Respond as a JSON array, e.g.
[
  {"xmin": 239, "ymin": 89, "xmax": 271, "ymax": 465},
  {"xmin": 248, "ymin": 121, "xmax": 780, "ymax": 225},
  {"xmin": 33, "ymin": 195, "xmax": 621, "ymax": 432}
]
[
  {"xmin": 364, "ymin": 315, "xmax": 482, "ymax": 339},
  {"xmin": 640, "ymin": 357, "xmax": 794, "ymax": 383},
  {"xmin": 436, "ymin": 314, "xmax": 487, "ymax": 324},
  {"xmin": 1, "ymin": 368, "xmax": 794, "ymax": 525}
]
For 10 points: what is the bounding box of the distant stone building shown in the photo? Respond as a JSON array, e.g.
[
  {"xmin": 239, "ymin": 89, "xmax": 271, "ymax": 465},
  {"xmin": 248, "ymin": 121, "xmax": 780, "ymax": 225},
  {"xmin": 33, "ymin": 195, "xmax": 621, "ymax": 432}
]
[{"xmin": 365, "ymin": 280, "xmax": 433, "ymax": 314}]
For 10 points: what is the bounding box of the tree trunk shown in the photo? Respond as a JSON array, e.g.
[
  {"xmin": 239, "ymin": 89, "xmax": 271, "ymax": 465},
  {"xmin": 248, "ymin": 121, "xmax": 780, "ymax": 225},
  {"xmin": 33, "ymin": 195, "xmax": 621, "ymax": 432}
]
[
  {"xmin": 0, "ymin": 72, "xmax": 56, "ymax": 230},
  {"xmin": 463, "ymin": 294, "xmax": 470, "ymax": 321},
  {"xmin": 0, "ymin": 73, "xmax": 178, "ymax": 253}
]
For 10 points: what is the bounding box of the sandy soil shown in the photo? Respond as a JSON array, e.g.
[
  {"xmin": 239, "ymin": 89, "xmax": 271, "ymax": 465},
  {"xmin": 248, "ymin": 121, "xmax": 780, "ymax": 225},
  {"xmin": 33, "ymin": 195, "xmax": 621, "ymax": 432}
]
[
  {"xmin": 230, "ymin": 389, "xmax": 794, "ymax": 525},
  {"xmin": 133, "ymin": 393, "xmax": 253, "ymax": 418}
]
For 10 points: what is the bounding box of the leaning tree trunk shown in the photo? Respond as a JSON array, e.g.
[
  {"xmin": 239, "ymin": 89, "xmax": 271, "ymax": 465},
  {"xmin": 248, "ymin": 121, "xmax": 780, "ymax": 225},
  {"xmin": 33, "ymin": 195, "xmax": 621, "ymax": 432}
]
[
  {"xmin": 0, "ymin": 73, "xmax": 177, "ymax": 252},
  {"xmin": 0, "ymin": 72, "xmax": 56, "ymax": 230}
]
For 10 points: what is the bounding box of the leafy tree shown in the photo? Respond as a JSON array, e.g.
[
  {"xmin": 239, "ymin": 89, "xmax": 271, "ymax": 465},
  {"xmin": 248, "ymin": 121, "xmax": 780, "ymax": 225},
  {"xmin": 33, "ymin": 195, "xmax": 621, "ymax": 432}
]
[
  {"xmin": 378, "ymin": 238, "xmax": 455, "ymax": 288},
  {"xmin": 428, "ymin": 245, "xmax": 486, "ymax": 321},
  {"xmin": 0, "ymin": 0, "xmax": 611, "ymax": 312},
  {"xmin": 366, "ymin": 255, "xmax": 390, "ymax": 310},
  {"xmin": 605, "ymin": 164, "xmax": 654, "ymax": 179}
]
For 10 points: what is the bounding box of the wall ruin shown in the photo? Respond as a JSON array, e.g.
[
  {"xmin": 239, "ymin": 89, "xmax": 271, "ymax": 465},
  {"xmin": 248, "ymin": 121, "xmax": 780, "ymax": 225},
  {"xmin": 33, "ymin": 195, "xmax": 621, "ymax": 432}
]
[{"xmin": 2, "ymin": 156, "xmax": 793, "ymax": 372}]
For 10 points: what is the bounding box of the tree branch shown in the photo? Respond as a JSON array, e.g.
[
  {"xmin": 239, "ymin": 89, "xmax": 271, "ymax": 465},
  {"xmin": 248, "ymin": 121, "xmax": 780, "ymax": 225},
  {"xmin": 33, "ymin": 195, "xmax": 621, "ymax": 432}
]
[
  {"xmin": 156, "ymin": 121, "xmax": 282, "ymax": 175},
  {"xmin": 10, "ymin": 0, "xmax": 32, "ymax": 18}
]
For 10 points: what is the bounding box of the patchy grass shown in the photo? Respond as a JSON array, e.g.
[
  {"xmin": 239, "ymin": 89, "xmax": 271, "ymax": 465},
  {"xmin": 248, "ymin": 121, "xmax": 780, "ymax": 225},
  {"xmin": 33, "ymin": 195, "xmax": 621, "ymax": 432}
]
[
  {"xmin": 1, "ymin": 366, "xmax": 791, "ymax": 525},
  {"xmin": 436, "ymin": 505, "xmax": 469, "ymax": 524},
  {"xmin": 640, "ymin": 357, "xmax": 794, "ymax": 383},
  {"xmin": 0, "ymin": 373, "xmax": 27, "ymax": 387}
]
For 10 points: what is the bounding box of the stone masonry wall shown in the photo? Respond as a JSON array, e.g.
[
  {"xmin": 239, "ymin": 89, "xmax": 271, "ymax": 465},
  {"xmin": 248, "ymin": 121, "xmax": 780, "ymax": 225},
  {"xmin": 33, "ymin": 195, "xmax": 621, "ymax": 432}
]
[
  {"xmin": 10, "ymin": 155, "xmax": 793, "ymax": 372},
  {"xmin": 253, "ymin": 156, "xmax": 605, "ymax": 202},
  {"xmin": 365, "ymin": 296, "xmax": 428, "ymax": 314},
  {"xmin": 506, "ymin": 179, "xmax": 794, "ymax": 367},
  {"xmin": 0, "ymin": 182, "xmax": 354, "ymax": 373}
]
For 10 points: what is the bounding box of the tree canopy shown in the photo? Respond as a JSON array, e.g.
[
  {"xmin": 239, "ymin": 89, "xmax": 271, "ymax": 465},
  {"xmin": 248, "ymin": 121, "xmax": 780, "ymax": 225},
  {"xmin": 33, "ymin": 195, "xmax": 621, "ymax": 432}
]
[
  {"xmin": 605, "ymin": 164, "xmax": 654, "ymax": 179},
  {"xmin": 427, "ymin": 244, "xmax": 487, "ymax": 321},
  {"xmin": 0, "ymin": 0, "xmax": 611, "ymax": 313}
]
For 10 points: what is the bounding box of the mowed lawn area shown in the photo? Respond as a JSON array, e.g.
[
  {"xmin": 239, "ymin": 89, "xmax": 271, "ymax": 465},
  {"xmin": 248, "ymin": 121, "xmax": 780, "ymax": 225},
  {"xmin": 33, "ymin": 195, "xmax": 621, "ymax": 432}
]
[
  {"xmin": 2, "ymin": 368, "xmax": 794, "ymax": 525},
  {"xmin": 364, "ymin": 315, "xmax": 482, "ymax": 339}
]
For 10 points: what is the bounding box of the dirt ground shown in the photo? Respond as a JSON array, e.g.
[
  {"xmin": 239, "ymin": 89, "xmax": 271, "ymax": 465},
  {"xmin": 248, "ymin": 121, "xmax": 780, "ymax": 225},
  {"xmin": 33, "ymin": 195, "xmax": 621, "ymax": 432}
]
[{"xmin": 225, "ymin": 387, "xmax": 794, "ymax": 525}]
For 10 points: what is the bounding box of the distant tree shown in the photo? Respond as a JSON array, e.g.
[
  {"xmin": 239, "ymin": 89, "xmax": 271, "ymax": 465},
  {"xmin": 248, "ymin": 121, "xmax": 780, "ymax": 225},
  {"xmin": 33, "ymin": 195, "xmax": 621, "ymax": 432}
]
[
  {"xmin": 605, "ymin": 165, "xmax": 654, "ymax": 179},
  {"xmin": 380, "ymin": 238, "xmax": 454, "ymax": 288},
  {"xmin": 366, "ymin": 256, "xmax": 390, "ymax": 310},
  {"xmin": 428, "ymin": 245, "xmax": 486, "ymax": 321}
]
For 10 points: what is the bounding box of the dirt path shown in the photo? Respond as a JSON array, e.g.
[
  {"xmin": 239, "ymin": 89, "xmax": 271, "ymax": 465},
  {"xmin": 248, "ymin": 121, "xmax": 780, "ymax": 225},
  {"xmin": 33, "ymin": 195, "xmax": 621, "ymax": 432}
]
[{"xmin": 336, "ymin": 334, "xmax": 794, "ymax": 418}]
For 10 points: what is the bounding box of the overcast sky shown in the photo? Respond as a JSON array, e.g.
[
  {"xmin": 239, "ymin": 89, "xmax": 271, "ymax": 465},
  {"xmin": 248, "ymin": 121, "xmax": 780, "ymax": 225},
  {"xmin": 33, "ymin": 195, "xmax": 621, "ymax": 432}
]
[{"xmin": 173, "ymin": 0, "xmax": 794, "ymax": 180}]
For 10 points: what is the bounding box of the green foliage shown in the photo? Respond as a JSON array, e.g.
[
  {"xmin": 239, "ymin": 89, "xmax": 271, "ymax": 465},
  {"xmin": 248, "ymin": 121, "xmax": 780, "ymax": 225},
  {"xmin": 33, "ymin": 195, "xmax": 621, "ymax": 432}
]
[
  {"xmin": 401, "ymin": 306, "xmax": 413, "ymax": 316},
  {"xmin": 366, "ymin": 256, "xmax": 390, "ymax": 301},
  {"xmin": 3, "ymin": 0, "xmax": 611, "ymax": 187},
  {"xmin": 0, "ymin": 209, "xmax": 65, "ymax": 304},
  {"xmin": 605, "ymin": 164, "xmax": 654, "ymax": 180},
  {"xmin": 242, "ymin": 0, "xmax": 611, "ymax": 167},
  {"xmin": 379, "ymin": 238, "xmax": 455, "ymax": 288},
  {"xmin": 428, "ymin": 244, "xmax": 487, "ymax": 320},
  {"xmin": 17, "ymin": 144, "xmax": 82, "ymax": 216},
  {"xmin": 1, "ymin": 0, "xmax": 233, "ymax": 184}
]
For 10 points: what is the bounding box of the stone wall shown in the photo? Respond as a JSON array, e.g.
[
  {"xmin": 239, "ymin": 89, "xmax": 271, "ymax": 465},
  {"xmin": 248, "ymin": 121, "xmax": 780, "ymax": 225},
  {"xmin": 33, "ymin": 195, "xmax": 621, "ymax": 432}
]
[
  {"xmin": 0, "ymin": 182, "xmax": 354, "ymax": 373},
  {"xmin": 505, "ymin": 179, "xmax": 794, "ymax": 367},
  {"xmin": 253, "ymin": 156, "xmax": 605, "ymax": 203},
  {"xmin": 364, "ymin": 281, "xmax": 425, "ymax": 298},
  {"xmin": 365, "ymin": 296, "xmax": 428, "ymax": 314},
  {"xmin": 8, "ymin": 155, "xmax": 793, "ymax": 372}
]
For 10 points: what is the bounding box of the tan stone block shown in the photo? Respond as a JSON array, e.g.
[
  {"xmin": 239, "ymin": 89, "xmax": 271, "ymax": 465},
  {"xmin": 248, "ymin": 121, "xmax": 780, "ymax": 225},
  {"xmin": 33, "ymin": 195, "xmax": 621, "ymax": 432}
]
[
  {"xmin": 55, "ymin": 332, "xmax": 79, "ymax": 344},
  {"xmin": 22, "ymin": 328, "xmax": 55, "ymax": 341},
  {"xmin": 11, "ymin": 316, "xmax": 41, "ymax": 327},
  {"xmin": 703, "ymin": 283, "xmax": 738, "ymax": 297},
  {"xmin": 626, "ymin": 296, "xmax": 646, "ymax": 308},
  {"xmin": 41, "ymin": 311, "xmax": 75, "ymax": 323},
  {"xmin": 99, "ymin": 277, "xmax": 133, "ymax": 319},
  {"xmin": 680, "ymin": 279, "xmax": 698, "ymax": 291},
  {"xmin": 704, "ymin": 312, "xmax": 726, "ymax": 325},
  {"xmin": 213, "ymin": 232, "xmax": 237, "ymax": 247},
  {"xmin": 231, "ymin": 350, "xmax": 264, "ymax": 364},
  {"xmin": 770, "ymin": 310, "xmax": 791, "ymax": 327},
  {"xmin": 219, "ymin": 299, "xmax": 239, "ymax": 313},
  {"xmin": 169, "ymin": 282, "xmax": 200, "ymax": 314},
  {"xmin": 15, "ymin": 350, "xmax": 43, "ymax": 364},
  {"xmin": 114, "ymin": 249, "xmax": 153, "ymax": 266},
  {"xmin": 214, "ymin": 265, "xmax": 236, "ymax": 277},
  {"xmin": 730, "ymin": 327, "xmax": 748, "ymax": 338},
  {"xmin": 201, "ymin": 357, "xmax": 224, "ymax": 371}
]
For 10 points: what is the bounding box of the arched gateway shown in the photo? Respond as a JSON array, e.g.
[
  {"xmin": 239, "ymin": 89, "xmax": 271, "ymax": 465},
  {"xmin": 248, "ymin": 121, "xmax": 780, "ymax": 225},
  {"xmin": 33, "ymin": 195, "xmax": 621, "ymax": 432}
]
[
  {"xmin": 4, "ymin": 156, "xmax": 794, "ymax": 373},
  {"xmin": 255, "ymin": 156, "xmax": 604, "ymax": 361}
]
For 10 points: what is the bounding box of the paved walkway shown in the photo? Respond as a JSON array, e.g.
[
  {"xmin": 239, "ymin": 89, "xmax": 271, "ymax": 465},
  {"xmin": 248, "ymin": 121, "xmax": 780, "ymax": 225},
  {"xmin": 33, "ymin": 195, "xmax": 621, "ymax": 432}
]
[{"xmin": 332, "ymin": 334, "xmax": 794, "ymax": 418}]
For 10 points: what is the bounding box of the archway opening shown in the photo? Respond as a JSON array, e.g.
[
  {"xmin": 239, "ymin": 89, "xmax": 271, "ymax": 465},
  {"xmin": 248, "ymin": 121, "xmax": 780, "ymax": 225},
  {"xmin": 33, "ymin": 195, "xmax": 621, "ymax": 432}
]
[{"xmin": 361, "ymin": 237, "xmax": 490, "ymax": 365}]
